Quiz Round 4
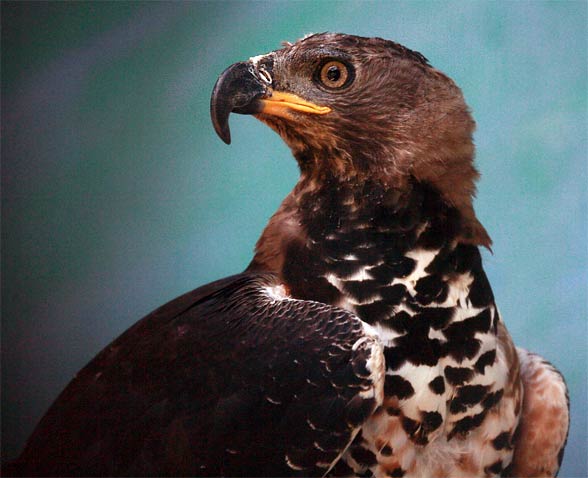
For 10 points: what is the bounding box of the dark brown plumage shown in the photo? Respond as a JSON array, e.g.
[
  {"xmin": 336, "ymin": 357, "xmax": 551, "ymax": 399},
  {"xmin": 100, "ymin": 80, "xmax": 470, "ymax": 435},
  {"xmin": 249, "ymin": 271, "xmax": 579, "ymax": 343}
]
[
  {"xmin": 7, "ymin": 273, "xmax": 383, "ymax": 476},
  {"xmin": 5, "ymin": 33, "xmax": 569, "ymax": 477},
  {"xmin": 243, "ymin": 34, "xmax": 491, "ymax": 251}
]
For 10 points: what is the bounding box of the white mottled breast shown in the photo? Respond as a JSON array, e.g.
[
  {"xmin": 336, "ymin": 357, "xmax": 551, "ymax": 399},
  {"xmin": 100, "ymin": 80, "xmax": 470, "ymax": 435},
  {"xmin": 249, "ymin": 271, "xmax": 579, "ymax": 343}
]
[{"xmin": 326, "ymin": 247, "xmax": 523, "ymax": 477}]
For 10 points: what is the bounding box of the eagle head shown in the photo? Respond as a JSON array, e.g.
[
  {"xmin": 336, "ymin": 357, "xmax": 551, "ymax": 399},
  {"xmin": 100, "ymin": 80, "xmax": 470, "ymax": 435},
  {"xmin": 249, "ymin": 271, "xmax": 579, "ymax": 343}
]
[{"xmin": 211, "ymin": 33, "xmax": 490, "ymax": 248}]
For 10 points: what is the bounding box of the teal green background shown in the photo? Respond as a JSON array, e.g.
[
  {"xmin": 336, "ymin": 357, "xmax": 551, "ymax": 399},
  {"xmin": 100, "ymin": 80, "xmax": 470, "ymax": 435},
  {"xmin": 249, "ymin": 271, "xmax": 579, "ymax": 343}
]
[{"xmin": 2, "ymin": 2, "xmax": 586, "ymax": 475}]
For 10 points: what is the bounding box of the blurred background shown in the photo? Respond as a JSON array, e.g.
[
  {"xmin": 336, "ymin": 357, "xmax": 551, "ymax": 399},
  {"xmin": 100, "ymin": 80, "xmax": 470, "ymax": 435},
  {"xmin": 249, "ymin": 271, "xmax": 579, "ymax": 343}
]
[{"xmin": 2, "ymin": 1, "xmax": 586, "ymax": 475}]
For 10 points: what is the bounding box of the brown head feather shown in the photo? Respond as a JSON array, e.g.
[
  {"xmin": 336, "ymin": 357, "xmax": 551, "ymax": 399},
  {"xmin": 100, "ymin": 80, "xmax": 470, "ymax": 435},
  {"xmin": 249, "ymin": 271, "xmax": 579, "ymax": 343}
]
[{"xmin": 251, "ymin": 33, "xmax": 491, "ymax": 249}]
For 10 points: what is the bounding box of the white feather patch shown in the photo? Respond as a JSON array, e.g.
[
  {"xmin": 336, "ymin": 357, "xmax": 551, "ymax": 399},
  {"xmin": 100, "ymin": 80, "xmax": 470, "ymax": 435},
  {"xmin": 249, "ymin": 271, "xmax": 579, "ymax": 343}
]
[
  {"xmin": 393, "ymin": 248, "xmax": 439, "ymax": 295},
  {"xmin": 263, "ymin": 284, "xmax": 290, "ymax": 301}
]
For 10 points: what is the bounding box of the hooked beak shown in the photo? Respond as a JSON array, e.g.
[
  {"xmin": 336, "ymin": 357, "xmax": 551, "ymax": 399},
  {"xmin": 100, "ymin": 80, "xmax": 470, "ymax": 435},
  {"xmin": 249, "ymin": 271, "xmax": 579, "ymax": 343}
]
[
  {"xmin": 210, "ymin": 61, "xmax": 331, "ymax": 145},
  {"xmin": 210, "ymin": 62, "xmax": 267, "ymax": 145}
]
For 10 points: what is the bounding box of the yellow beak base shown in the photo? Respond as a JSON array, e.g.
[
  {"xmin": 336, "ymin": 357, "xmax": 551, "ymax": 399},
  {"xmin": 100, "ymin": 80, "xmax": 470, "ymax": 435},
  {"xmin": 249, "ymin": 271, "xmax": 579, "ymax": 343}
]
[{"xmin": 259, "ymin": 91, "xmax": 331, "ymax": 119}]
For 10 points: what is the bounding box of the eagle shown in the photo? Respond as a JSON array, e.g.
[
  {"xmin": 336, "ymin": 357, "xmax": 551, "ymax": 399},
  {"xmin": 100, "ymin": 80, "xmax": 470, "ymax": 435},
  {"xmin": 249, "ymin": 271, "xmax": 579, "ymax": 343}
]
[{"xmin": 6, "ymin": 33, "xmax": 569, "ymax": 477}]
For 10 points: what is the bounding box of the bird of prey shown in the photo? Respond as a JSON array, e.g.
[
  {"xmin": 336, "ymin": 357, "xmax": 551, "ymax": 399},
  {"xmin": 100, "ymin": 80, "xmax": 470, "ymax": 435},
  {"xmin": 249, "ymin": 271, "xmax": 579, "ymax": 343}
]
[{"xmin": 6, "ymin": 33, "xmax": 569, "ymax": 477}]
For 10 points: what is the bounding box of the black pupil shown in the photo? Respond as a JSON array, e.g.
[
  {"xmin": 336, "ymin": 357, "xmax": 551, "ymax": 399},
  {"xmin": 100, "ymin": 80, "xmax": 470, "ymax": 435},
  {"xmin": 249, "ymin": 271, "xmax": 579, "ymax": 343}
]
[{"xmin": 326, "ymin": 65, "xmax": 341, "ymax": 82}]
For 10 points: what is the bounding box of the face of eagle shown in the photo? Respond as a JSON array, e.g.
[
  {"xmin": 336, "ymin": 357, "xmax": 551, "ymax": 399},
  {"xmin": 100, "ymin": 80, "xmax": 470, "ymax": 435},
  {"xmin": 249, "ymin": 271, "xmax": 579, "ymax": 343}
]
[{"xmin": 211, "ymin": 32, "xmax": 490, "ymax": 247}]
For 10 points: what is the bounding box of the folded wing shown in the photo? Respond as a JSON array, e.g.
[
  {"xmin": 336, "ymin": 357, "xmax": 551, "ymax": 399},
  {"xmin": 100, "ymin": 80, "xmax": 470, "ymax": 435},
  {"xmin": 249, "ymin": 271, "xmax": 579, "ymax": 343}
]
[
  {"xmin": 10, "ymin": 273, "xmax": 384, "ymax": 477},
  {"xmin": 509, "ymin": 348, "xmax": 569, "ymax": 477}
]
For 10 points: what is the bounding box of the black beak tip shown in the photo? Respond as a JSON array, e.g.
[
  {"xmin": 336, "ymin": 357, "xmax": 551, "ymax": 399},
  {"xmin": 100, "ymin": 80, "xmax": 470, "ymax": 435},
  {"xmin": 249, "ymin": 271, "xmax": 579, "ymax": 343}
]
[
  {"xmin": 213, "ymin": 118, "xmax": 231, "ymax": 145},
  {"xmin": 210, "ymin": 82, "xmax": 232, "ymax": 145},
  {"xmin": 210, "ymin": 61, "xmax": 267, "ymax": 145}
]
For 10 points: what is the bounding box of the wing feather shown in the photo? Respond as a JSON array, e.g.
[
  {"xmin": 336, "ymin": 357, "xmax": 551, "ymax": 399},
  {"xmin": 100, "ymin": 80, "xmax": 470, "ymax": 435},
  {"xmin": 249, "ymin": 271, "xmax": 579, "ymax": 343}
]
[
  {"xmin": 9, "ymin": 272, "xmax": 384, "ymax": 477},
  {"xmin": 508, "ymin": 348, "xmax": 569, "ymax": 478}
]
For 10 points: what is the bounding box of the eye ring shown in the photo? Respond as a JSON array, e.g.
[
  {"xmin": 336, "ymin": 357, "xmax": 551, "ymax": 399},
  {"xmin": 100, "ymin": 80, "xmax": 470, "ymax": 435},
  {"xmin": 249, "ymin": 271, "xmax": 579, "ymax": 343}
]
[{"xmin": 315, "ymin": 60, "xmax": 354, "ymax": 90}]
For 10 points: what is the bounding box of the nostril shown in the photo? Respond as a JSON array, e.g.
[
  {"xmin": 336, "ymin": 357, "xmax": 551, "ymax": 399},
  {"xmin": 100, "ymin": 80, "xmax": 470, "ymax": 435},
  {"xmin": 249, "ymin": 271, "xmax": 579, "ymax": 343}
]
[{"xmin": 258, "ymin": 67, "xmax": 272, "ymax": 85}]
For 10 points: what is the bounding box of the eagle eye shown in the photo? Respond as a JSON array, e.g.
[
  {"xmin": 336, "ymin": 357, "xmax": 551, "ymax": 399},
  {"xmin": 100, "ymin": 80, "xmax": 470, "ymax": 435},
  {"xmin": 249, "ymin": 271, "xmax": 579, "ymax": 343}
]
[{"xmin": 316, "ymin": 60, "xmax": 354, "ymax": 90}]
